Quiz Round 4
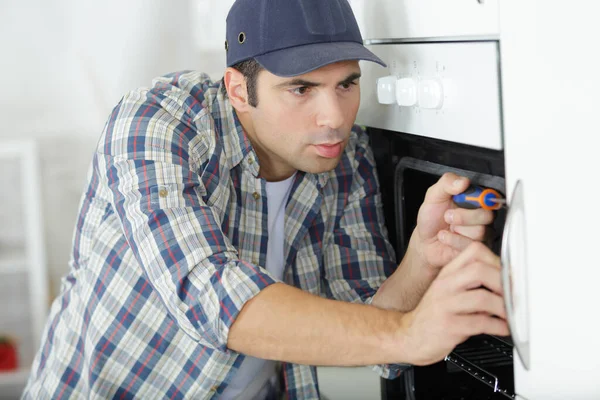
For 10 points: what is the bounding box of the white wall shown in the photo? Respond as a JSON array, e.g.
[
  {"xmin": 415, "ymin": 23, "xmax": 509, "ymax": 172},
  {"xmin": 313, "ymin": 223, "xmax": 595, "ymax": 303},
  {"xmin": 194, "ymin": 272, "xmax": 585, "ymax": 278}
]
[{"xmin": 0, "ymin": 0, "xmax": 233, "ymax": 296}]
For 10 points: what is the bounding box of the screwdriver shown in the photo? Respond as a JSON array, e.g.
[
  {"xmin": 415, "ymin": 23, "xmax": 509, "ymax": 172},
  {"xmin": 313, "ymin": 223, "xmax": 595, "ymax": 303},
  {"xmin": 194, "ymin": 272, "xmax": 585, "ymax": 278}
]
[{"xmin": 452, "ymin": 185, "xmax": 506, "ymax": 210}]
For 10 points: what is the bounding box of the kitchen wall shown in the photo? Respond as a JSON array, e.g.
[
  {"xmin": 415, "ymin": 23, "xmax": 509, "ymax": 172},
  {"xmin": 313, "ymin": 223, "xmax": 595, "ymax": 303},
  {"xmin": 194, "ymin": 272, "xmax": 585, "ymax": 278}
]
[{"xmin": 0, "ymin": 0, "xmax": 234, "ymax": 296}]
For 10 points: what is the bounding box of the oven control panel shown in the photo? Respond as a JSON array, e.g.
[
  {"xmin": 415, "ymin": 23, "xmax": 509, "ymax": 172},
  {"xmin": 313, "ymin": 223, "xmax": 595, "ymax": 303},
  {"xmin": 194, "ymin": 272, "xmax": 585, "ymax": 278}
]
[
  {"xmin": 377, "ymin": 76, "xmax": 444, "ymax": 109},
  {"xmin": 357, "ymin": 42, "xmax": 503, "ymax": 150}
]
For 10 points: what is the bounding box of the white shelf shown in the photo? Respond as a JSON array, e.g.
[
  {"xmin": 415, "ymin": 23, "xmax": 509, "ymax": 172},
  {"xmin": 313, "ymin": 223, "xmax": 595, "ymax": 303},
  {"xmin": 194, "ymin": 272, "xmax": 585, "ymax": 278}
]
[
  {"xmin": 0, "ymin": 367, "xmax": 30, "ymax": 386},
  {"xmin": 0, "ymin": 139, "xmax": 49, "ymax": 394},
  {"xmin": 0, "ymin": 249, "xmax": 27, "ymax": 275}
]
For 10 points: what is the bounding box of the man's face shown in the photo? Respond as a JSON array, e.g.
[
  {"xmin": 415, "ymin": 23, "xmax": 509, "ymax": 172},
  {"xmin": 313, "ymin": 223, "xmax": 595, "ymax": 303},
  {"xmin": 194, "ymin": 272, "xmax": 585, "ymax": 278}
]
[{"xmin": 244, "ymin": 60, "xmax": 361, "ymax": 181}]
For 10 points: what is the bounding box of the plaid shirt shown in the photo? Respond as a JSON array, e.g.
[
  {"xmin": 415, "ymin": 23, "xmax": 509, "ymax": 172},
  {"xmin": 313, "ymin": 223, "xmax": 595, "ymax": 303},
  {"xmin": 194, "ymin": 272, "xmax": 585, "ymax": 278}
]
[{"xmin": 24, "ymin": 71, "xmax": 402, "ymax": 399}]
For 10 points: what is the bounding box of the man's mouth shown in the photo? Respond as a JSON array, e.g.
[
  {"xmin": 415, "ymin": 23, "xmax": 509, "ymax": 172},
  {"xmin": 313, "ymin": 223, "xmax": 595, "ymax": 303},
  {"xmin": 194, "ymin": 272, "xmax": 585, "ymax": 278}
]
[{"xmin": 313, "ymin": 142, "xmax": 343, "ymax": 158}]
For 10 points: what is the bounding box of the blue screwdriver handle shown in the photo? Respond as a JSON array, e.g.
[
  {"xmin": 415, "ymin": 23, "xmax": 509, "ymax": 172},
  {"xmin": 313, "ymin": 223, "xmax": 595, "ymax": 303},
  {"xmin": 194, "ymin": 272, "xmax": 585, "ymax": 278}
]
[{"xmin": 453, "ymin": 185, "xmax": 504, "ymax": 210}]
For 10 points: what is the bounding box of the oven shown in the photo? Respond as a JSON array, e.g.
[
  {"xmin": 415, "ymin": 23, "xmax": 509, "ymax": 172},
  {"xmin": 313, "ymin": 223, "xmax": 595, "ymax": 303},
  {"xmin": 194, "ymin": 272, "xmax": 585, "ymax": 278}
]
[
  {"xmin": 350, "ymin": 1, "xmax": 600, "ymax": 399},
  {"xmin": 356, "ymin": 39, "xmax": 514, "ymax": 399}
]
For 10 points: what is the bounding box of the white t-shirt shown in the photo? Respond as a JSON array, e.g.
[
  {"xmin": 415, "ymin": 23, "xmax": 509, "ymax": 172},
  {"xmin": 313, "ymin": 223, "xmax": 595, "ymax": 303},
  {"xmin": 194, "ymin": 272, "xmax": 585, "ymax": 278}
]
[{"xmin": 221, "ymin": 173, "xmax": 296, "ymax": 400}]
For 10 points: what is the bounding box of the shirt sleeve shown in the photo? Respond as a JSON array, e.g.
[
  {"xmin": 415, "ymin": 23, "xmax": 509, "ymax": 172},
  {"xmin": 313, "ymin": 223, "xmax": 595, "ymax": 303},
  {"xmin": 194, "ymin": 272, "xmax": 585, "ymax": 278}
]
[
  {"xmin": 322, "ymin": 126, "xmax": 406, "ymax": 379},
  {"xmin": 97, "ymin": 86, "xmax": 278, "ymax": 352}
]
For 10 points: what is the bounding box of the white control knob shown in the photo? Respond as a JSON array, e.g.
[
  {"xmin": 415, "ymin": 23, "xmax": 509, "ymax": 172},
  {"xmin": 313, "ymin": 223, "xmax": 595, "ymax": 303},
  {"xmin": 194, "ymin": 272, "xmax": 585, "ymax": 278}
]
[
  {"xmin": 417, "ymin": 78, "xmax": 444, "ymax": 109},
  {"xmin": 396, "ymin": 77, "xmax": 417, "ymax": 107},
  {"xmin": 376, "ymin": 76, "xmax": 397, "ymax": 105}
]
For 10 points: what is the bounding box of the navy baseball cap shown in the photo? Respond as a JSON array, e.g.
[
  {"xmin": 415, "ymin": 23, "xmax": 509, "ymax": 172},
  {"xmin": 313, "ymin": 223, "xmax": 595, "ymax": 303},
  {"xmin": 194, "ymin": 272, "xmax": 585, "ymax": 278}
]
[{"xmin": 225, "ymin": 0, "xmax": 386, "ymax": 77}]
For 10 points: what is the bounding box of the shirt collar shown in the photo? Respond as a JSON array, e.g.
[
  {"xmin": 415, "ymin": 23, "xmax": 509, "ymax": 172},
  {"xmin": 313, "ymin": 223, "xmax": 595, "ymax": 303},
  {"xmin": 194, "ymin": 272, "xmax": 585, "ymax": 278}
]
[{"xmin": 208, "ymin": 82, "xmax": 259, "ymax": 176}]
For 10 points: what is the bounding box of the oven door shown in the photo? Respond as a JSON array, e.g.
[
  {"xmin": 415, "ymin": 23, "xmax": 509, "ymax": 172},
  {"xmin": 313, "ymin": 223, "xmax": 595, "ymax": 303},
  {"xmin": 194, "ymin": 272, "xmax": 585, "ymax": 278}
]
[{"xmin": 368, "ymin": 127, "xmax": 513, "ymax": 400}]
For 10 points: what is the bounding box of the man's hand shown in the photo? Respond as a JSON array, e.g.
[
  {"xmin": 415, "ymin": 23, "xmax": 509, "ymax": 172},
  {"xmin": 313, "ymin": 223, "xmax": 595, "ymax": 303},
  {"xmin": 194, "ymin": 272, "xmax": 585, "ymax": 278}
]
[
  {"xmin": 372, "ymin": 173, "xmax": 498, "ymax": 313},
  {"xmin": 398, "ymin": 242, "xmax": 509, "ymax": 366},
  {"xmin": 414, "ymin": 172, "xmax": 494, "ymax": 270}
]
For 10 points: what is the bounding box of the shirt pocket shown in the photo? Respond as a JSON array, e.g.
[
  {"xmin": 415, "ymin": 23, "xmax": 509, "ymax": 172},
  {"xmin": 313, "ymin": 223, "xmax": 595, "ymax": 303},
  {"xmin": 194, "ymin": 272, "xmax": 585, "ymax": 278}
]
[
  {"xmin": 150, "ymin": 182, "xmax": 206, "ymax": 210},
  {"xmin": 148, "ymin": 166, "xmax": 228, "ymax": 221}
]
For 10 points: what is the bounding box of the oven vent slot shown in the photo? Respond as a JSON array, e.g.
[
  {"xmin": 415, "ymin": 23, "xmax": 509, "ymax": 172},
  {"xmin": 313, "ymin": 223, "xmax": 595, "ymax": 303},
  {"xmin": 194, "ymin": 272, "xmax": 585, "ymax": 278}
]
[{"xmin": 445, "ymin": 335, "xmax": 515, "ymax": 398}]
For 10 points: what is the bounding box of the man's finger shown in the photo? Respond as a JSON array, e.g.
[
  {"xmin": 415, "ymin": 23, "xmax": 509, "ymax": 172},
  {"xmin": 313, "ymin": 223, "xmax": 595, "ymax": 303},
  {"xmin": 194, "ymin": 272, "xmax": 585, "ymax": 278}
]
[
  {"xmin": 450, "ymin": 225, "xmax": 487, "ymax": 241},
  {"xmin": 451, "ymin": 289, "xmax": 506, "ymax": 319},
  {"xmin": 450, "ymin": 261, "xmax": 504, "ymax": 293},
  {"xmin": 438, "ymin": 230, "xmax": 473, "ymax": 251},
  {"xmin": 424, "ymin": 173, "xmax": 470, "ymax": 205},
  {"xmin": 457, "ymin": 314, "xmax": 510, "ymax": 338},
  {"xmin": 445, "ymin": 208, "xmax": 494, "ymax": 226},
  {"xmin": 439, "ymin": 242, "xmax": 500, "ymax": 276}
]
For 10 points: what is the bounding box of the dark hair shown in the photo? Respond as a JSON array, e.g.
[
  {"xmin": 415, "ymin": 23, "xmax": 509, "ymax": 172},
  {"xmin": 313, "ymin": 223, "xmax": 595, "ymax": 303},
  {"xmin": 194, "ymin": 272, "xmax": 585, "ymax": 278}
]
[{"xmin": 221, "ymin": 59, "xmax": 264, "ymax": 107}]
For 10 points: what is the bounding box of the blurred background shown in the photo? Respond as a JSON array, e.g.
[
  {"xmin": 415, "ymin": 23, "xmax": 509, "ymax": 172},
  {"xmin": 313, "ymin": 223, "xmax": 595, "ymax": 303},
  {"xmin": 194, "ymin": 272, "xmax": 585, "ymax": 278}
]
[
  {"xmin": 0, "ymin": 0, "xmax": 233, "ymax": 297},
  {"xmin": 0, "ymin": 0, "xmax": 377, "ymax": 398}
]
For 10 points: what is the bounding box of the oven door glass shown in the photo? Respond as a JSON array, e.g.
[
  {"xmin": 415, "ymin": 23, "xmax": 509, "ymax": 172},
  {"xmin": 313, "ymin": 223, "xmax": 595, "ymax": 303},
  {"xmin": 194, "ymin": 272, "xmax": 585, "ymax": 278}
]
[{"xmin": 368, "ymin": 128, "xmax": 515, "ymax": 400}]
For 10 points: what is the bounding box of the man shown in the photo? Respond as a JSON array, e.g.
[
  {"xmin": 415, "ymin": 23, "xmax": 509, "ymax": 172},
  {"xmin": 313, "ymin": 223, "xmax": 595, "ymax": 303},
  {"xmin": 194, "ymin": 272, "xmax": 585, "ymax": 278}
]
[{"xmin": 24, "ymin": 0, "xmax": 508, "ymax": 398}]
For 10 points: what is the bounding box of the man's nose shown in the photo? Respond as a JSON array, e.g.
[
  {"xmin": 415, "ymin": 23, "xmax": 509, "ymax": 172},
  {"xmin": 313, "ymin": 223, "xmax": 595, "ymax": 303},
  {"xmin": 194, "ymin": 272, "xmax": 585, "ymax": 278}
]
[{"xmin": 316, "ymin": 92, "xmax": 345, "ymax": 130}]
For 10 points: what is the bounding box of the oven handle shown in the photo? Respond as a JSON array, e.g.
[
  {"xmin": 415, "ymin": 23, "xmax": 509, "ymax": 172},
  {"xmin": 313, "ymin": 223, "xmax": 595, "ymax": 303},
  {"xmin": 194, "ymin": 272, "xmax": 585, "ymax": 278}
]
[{"xmin": 500, "ymin": 179, "xmax": 530, "ymax": 370}]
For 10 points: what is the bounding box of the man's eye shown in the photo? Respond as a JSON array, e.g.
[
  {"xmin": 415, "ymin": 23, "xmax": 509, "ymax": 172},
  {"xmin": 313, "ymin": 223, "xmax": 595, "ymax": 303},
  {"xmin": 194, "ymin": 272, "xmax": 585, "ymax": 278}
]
[
  {"xmin": 291, "ymin": 87, "xmax": 310, "ymax": 96},
  {"xmin": 340, "ymin": 81, "xmax": 358, "ymax": 90}
]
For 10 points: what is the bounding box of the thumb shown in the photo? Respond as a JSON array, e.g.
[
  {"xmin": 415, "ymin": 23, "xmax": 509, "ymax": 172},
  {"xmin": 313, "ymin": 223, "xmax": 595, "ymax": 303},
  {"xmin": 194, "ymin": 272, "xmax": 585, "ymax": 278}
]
[{"xmin": 423, "ymin": 173, "xmax": 470, "ymax": 205}]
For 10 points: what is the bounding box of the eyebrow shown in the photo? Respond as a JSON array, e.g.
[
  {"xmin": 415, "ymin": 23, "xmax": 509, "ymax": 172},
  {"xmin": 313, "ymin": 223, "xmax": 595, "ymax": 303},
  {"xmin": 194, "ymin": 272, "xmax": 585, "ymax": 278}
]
[
  {"xmin": 339, "ymin": 72, "xmax": 362, "ymax": 86},
  {"xmin": 275, "ymin": 72, "xmax": 362, "ymax": 89}
]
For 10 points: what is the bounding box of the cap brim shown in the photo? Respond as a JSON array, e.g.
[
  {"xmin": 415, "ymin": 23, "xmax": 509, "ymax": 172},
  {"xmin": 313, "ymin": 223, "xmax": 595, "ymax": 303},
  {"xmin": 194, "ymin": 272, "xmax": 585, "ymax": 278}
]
[{"xmin": 254, "ymin": 41, "xmax": 386, "ymax": 77}]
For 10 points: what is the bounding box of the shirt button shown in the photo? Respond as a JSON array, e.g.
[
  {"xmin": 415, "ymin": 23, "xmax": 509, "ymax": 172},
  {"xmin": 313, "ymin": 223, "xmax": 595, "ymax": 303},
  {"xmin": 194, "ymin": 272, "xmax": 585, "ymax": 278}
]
[
  {"xmin": 253, "ymin": 192, "xmax": 261, "ymax": 200},
  {"xmin": 210, "ymin": 385, "xmax": 218, "ymax": 392},
  {"xmin": 248, "ymin": 157, "xmax": 254, "ymax": 165},
  {"xmin": 159, "ymin": 188, "xmax": 168, "ymax": 198}
]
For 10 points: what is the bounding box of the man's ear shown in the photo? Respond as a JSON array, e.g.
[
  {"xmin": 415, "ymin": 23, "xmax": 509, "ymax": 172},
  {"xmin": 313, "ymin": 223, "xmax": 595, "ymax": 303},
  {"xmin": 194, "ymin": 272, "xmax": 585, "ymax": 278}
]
[{"xmin": 224, "ymin": 68, "xmax": 252, "ymax": 112}]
